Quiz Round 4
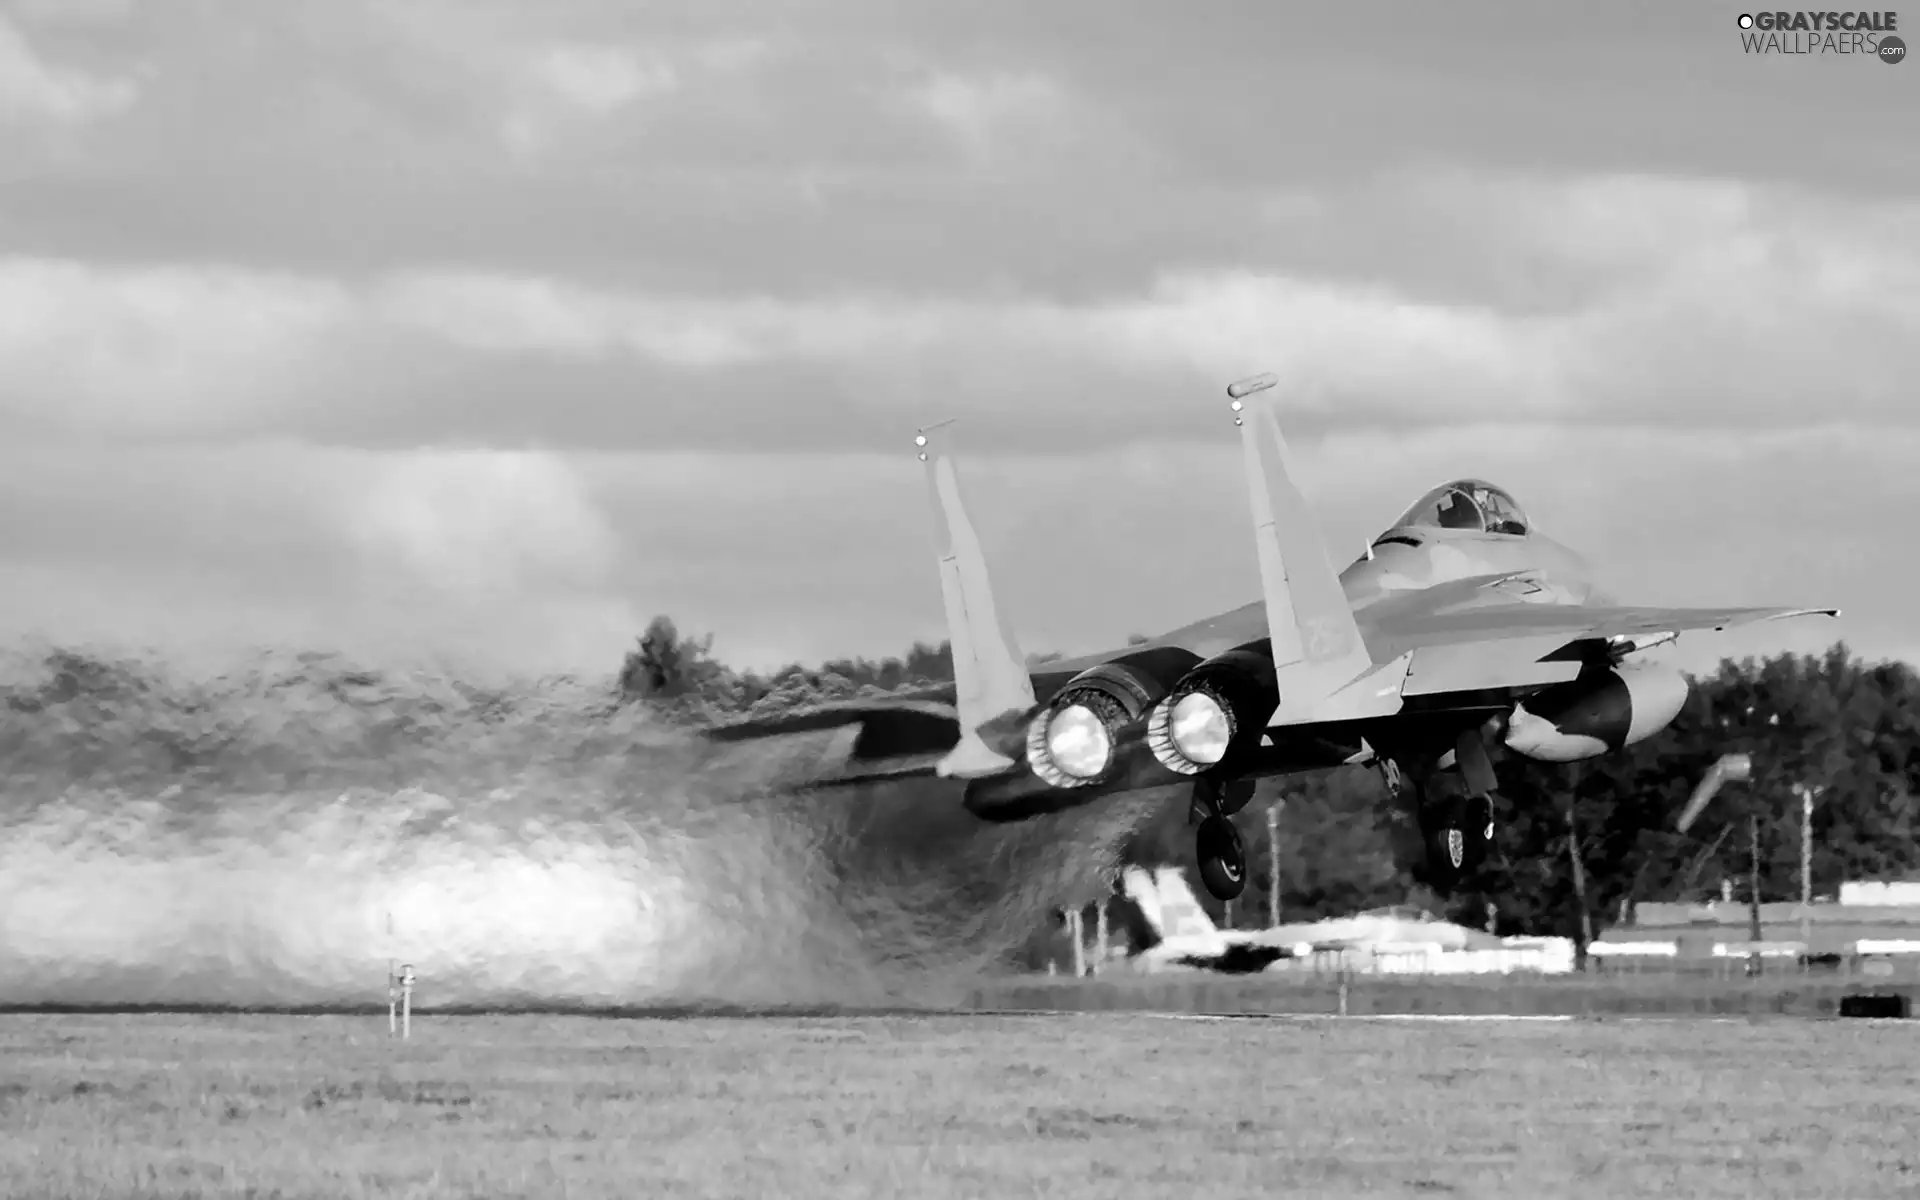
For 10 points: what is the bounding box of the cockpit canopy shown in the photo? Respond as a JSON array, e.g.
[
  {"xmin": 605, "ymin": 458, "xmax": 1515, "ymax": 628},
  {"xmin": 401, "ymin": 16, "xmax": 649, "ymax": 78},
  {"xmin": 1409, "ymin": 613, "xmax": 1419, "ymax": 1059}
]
[{"xmin": 1390, "ymin": 479, "xmax": 1529, "ymax": 537}]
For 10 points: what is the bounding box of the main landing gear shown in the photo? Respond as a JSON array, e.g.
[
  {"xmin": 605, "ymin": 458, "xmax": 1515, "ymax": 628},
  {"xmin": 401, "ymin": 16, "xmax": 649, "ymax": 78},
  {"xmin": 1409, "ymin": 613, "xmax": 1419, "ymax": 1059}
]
[
  {"xmin": 1191, "ymin": 777, "xmax": 1254, "ymax": 901},
  {"xmin": 1381, "ymin": 729, "xmax": 1504, "ymax": 894},
  {"xmin": 1423, "ymin": 791, "xmax": 1497, "ymax": 888}
]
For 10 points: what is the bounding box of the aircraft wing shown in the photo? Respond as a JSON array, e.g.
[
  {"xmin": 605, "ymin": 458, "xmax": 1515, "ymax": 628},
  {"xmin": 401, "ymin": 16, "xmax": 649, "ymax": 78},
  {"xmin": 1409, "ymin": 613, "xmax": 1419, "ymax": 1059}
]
[
  {"xmin": 701, "ymin": 689, "xmax": 1023, "ymax": 788},
  {"xmin": 1359, "ymin": 599, "xmax": 1839, "ymax": 663}
]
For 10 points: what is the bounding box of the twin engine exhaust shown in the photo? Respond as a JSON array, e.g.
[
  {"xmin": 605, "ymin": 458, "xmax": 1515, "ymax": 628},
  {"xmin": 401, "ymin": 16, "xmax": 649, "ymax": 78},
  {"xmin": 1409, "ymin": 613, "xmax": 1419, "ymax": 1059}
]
[
  {"xmin": 1025, "ymin": 644, "xmax": 1280, "ymax": 787},
  {"xmin": 1024, "ymin": 645, "xmax": 1693, "ymax": 786}
]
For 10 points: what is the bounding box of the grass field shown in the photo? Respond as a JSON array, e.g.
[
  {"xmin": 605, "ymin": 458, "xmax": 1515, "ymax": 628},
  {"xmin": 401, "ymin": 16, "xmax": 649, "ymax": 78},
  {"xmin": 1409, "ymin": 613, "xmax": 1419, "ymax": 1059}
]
[{"xmin": 4, "ymin": 1013, "xmax": 1919, "ymax": 1199}]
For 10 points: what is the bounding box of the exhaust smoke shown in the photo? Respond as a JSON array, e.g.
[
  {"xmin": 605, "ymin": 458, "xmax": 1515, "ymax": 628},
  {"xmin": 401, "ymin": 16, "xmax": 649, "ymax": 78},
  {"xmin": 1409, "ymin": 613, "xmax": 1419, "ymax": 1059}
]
[{"xmin": 0, "ymin": 646, "xmax": 1163, "ymax": 1012}]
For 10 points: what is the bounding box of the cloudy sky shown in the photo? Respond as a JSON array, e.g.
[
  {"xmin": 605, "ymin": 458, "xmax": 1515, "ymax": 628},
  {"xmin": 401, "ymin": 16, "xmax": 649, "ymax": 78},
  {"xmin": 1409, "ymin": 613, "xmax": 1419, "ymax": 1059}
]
[{"xmin": 0, "ymin": 0, "xmax": 1914, "ymax": 680}]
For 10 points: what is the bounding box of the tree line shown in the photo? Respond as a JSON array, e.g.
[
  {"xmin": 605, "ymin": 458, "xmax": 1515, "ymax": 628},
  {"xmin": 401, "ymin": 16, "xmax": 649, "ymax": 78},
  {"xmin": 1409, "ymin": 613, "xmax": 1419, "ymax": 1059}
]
[{"xmin": 622, "ymin": 616, "xmax": 1920, "ymax": 942}]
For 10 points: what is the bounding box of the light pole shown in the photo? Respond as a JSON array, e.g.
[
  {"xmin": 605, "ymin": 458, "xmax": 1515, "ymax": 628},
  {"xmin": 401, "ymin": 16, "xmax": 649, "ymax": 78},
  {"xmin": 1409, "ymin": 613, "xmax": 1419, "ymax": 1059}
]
[
  {"xmin": 1729, "ymin": 705, "xmax": 1778, "ymax": 975},
  {"xmin": 1266, "ymin": 800, "xmax": 1283, "ymax": 929},
  {"xmin": 1794, "ymin": 782, "xmax": 1823, "ymax": 951}
]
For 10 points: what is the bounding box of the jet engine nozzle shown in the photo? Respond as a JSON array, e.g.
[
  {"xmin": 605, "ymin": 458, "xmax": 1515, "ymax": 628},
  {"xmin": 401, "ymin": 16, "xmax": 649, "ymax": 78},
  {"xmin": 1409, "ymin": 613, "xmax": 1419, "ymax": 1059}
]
[
  {"xmin": 1024, "ymin": 659, "xmax": 1172, "ymax": 788},
  {"xmin": 1505, "ymin": 661, "xmax": 1689, "ymax": 763},
  {"xmin": 1145, "ymin": 645, "xmax": 1277, "ymax": 776}
]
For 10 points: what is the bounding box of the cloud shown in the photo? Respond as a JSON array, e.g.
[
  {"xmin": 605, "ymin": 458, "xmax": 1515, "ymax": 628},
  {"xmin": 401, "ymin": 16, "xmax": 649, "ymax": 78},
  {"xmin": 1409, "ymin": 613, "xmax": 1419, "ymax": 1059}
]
[
  {"xmin": 0, "ymin": 0, "xmax": 1910, "ymax": 675},
  {"xmin": 345, "ymin": 4, "xmax": 781, "ymax": 159},
  {"xmin": 0, "ymin": 442, "xmax": 639, "ymax": 677},
  {"xmin": 0, "ymin": 12, "xmax": 135, "ymax": 125},
  {"xmin": 533, "ymin": 44, "xmax": 676, "ymax": 114},
  {"xmin": 910, "ymin": 69, "xmax": 1068, "ymax": 156},
  {"xmin": 501, "ymin": 43, "xmax": 680, "ymax": 155},
  {"xmin": 344, "ymin": 449, "xmax": 620, "ymax": 597},
  {"xmin": 0, "ymin": 424, "xmax": 1907, "ymax": 677},
  {"xmin": 0, "ymin": 259, "xmax": 349, "ymax": 436},
  {"xmin": 0, "ymin": 171, "xmax": 1913, "ymax": 452},
  {"xmin": 4, "ymin": 0, "xmax": 134, "ymax": 23}
]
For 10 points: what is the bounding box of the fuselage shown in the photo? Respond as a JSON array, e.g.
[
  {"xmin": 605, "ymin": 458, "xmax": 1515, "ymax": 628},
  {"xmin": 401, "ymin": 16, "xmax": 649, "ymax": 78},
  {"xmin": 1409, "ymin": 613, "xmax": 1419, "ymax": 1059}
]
[
  {"xmin": 1343, "ymin": 523, "xmax": 1604, "ymax": 613},
  {"xmin": 964, "ymin": 480, "xmax": 1690, "ymax": 816},
  {"xmin": 1045, "ymin": 479, "xmax": 1604, "ymax": 681}
]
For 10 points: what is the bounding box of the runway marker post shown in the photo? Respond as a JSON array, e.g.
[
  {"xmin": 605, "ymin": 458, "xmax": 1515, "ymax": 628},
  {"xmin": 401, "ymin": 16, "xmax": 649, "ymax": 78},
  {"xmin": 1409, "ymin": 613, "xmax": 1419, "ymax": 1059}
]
[
  {"xmin": 1093, "ymin": 900, "xmax": 1108, "ymax": 974},
  {"xmin": 383, "ymin": 910, "xmax": 414, "ymax": 1039},
  {"xmin": 388, "ymin": 963, "xmax": 414, "ymax": 1039}
]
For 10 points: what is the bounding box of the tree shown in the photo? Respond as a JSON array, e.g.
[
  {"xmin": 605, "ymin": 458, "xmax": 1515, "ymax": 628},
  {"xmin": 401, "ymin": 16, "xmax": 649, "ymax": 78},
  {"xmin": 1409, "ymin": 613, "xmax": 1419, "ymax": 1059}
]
[{"xmin": 618, "ymin": 615, "xmax": 720, "ymax": 704}]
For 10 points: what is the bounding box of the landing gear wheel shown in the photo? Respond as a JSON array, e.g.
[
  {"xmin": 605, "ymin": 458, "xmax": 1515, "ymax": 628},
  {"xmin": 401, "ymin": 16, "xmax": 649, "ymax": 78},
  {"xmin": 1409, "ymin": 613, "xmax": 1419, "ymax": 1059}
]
[
  {"xmin": 1423, "ymin": 793, "xmax": 1495, "ymax": 892},
  {"xmin": 1195, "ymin": 815, "xmax": 1247, "ymax": 902}
]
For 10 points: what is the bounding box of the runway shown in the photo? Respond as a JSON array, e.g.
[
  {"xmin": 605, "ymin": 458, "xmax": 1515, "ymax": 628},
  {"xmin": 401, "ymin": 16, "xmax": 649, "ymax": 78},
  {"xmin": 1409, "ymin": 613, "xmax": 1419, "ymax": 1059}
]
[{"xmin": 0, "ymin": 1001, "xmax": 1894, "ymax": 1023}]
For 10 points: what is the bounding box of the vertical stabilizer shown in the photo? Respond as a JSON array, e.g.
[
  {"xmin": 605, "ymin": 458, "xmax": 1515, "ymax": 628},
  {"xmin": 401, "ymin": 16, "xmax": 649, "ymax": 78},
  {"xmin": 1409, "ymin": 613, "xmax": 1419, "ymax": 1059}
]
[
  {"xmin": 1229, "ymin": 374, "xmax": 1409, "ymax": 724},
  {"xmin": 1121, "ymin": 866, "xmax": 1223, "ymax": 942},
  {"xmin": 916, "ymin": 421, "xmax": 1037, "ymax": 777},
  {"xmin": 1121, "ymin": 866, "xmax": 1166, "ymax": 939},
  {"xmin": 1148, "ymin": 867, "xmax": 1223, "ymax": 940}
]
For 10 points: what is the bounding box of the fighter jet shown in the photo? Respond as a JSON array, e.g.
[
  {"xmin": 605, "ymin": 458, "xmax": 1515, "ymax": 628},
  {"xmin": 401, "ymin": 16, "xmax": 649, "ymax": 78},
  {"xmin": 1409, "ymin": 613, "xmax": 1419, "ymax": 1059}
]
[
  {"xmin": 706, "ymin": 373, "xmax": 1837, "ymax": 902},
  {"xmin": 1112, "ymin": 866, "xmax": 1525, "ymax": 975}
]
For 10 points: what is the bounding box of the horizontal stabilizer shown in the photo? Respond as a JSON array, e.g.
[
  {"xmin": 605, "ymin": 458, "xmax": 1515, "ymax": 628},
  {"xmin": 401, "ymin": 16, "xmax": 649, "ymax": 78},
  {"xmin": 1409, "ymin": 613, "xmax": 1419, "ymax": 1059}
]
[
  {"xmin": 704, "ymin": 699, "xmax": 963, "ymax": 788},
  {"xmin": 704, "ymin": 697, "xmax": 958, "ymax": 751}
]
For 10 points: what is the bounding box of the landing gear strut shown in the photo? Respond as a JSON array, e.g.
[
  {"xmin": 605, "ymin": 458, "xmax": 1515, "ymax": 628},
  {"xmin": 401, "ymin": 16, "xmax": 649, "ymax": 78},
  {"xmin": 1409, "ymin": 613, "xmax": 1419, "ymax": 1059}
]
[
  {"xmin": 1395, "ymin": 729, "xmax": 1505, "ymax": 894},
  {"xmin": 1190, "ymin": 778, "xmax": 1251, "ymax": 901}
]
